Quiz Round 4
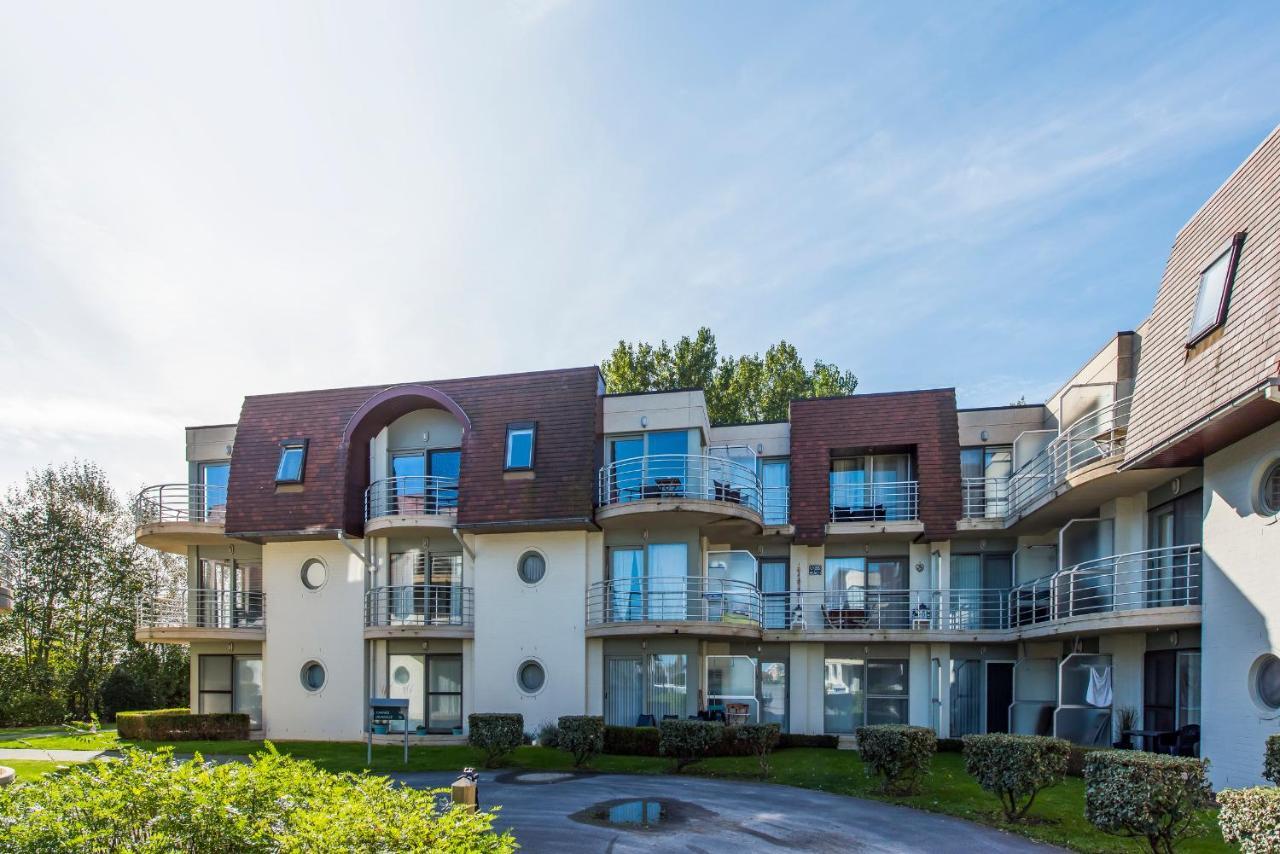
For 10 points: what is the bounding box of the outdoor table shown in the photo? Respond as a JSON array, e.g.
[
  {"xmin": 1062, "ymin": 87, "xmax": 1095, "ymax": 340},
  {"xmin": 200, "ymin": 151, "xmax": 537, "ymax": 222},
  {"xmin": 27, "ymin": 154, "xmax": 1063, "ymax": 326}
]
[{"xmin": 1123, "ymin": 728, "xmax": 1167, "ymax": 751}]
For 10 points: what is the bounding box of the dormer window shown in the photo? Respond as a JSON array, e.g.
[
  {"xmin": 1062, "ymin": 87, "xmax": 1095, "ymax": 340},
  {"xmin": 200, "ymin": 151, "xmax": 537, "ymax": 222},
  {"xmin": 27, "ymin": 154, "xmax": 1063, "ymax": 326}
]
[
  {"xmin": 505, "ymin": 423, "xmax": 536, "ymax": 471},
  {"xmin": 1187, "ymin": 231, "xmax": 1245, "ymax": 346},
  {"xmin": 275, "ymin": 440, "xmax": 308, "ymax": 484}
]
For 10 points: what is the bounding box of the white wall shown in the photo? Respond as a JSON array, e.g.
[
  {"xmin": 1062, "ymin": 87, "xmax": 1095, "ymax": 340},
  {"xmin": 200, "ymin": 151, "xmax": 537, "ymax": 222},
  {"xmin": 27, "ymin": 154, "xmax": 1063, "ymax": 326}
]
[
  {"xmin": 261, "ymin": 540, "xmax": 368, "ymax": 741},
  {"xmin": 1201, "ymin": 420, "xmax": 1280, "ymax": 788}
]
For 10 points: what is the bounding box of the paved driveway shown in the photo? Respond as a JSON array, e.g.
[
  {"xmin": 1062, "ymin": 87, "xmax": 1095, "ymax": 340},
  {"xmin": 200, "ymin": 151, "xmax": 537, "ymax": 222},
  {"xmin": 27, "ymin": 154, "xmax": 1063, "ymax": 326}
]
[{"xmin": 396, "ymin": 770, "xmax": 1061, "ymax": 853}]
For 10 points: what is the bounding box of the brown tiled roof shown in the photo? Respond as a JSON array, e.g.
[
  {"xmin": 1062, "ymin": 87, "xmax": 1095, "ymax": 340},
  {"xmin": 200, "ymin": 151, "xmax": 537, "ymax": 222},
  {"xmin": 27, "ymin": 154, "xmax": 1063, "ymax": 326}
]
[
  {"xmin": 1124, "ymin": 125, "xmax": 1280, "ymax": 467},
  {"xmin": 224, "ymin": 367, "xmax": 603, "ymax": 538},
  {"xmin": 789, "ymin": 389, "xmax": 962, "ymax": 543}
]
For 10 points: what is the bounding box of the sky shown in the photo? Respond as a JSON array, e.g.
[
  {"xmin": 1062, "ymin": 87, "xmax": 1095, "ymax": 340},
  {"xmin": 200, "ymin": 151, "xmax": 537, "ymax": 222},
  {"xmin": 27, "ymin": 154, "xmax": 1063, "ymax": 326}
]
[{"xmin": 1, "ymin": 1, "xmax": 1278, "ymax": 496}]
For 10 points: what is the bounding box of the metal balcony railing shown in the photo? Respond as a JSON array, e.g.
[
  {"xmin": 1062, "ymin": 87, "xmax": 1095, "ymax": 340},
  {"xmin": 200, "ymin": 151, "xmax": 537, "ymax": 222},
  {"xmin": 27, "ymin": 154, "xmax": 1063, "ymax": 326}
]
[
  {"xmin": 1007, "ymin": 396, "xmax": 1131, "ymax": 516},
  {"xmin": 365, "ymin": 584, "xmax": 473, "ymax": 627},
  {"xmin": 775, "ymin": 588, "xmax": 1011, "ymax": 632},
  {"xmin": 365, "ymin": 476, "xmax": 460, "ymax": 521},
  {"xmin": 1009, "ymin": 544, "xmax": 1201, "ymax": 628},
  {"xmin": 0, "ymin": 575, "xmax": 12, "ymax": 612},
  {"xmin": 829, "ymin": 481, "xmax": 919, "ymax": 522},
  {"xmin": 586, "ymin": 576, "xmax": 762, "ymax": 626},
  {"xmin": 762, "ymin": 485, "xmax": 790, "ymax": 525},
  {"xmin": 597, "ymin": 454, "xmax": 762, "ymax": 514},
  {"xmin": 133, "ymin": 484, "xmax": 227, "ymax": 526},
  {"xmin": 137, "ymin": 589, "xmax": 265, "ymax": 630},
  {"xmin": 962, "ymin": 476, "xmax": 1011, "ymax": 519}
]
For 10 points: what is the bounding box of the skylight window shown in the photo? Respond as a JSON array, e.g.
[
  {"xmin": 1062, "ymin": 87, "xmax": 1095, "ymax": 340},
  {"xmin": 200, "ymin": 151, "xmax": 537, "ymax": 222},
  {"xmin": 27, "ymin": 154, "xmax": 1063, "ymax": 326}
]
[
  {"xmin": 276, "ymin": 440, "xmax": 308, "ymax": 484},
  {"xmin": 505, "ymin": 423, "xmax": 536, "ymax": 470},
  {"xmin": 1187, "ymin": 232, "xmax": 1245, "ymax": 345}
]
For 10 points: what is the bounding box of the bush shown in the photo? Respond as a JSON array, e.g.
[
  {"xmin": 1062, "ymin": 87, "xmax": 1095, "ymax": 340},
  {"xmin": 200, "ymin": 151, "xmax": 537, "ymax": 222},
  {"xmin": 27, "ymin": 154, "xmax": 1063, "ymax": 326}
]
[
  {"xmin": 0, "ymin": 691, "xmax": 68, "ymax": 727},
  {"xmin": 1219, "ymin": 787, "xmax": 1280, "ymax": 853},
  {"xmin": 779, "ymin": 733, "xmax": 838, "ymax": 750},
  {"xmin": 604, "ymin": 725, "xmax": 660, "ymax": 756},
  {"xmin": 1083, "ymin": 750, "xmax": 1213, "ymax": 853},
  {"xmin": 659, "ymin": 719, "xmax": 722, "ymax": 771},
  {"xmin": 0, "ymin": 746, "xmax": 516, "ymax": 852},
  {"xmin": 557, "ymin": 716, "xmax": 605, "ymax": 768},
  {"xmin": 535, "ymin": 720, "xmax": 559, "ymax": 749},
  {"xmin": 115, "ymin": 709, "xmax": 248, "ymax": 741},
  {"xmin": 962, "ymin": 734, "xmax": 1071, "ymax": 822},
  {"xmin": 467, "ymin": 713, "xmax": 524, "ymax": 768},
  {"xmin": 737, "ymin": 723, "xmax": 782, "ymax": 775},
  {"xmin": 1265, "ymin": 733, "xmax": 1280, "ymax": 785},
  {"xmin": 856, "ymin": 725, "xmax": 936, "ymax": 794}
]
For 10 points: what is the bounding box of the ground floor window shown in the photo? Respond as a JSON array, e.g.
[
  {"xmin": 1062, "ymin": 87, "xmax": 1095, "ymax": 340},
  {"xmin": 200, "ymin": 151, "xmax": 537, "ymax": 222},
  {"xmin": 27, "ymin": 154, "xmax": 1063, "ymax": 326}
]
[
  {"xmin": 604, "ymin": 654, "xmax": 689, "ymax": 725},
  {"xmin": 1145, "ymin": 649, "xmax": 1201, "ymax": 731},
  {"xmin": 387, "ymin": 653, "xmax": 463, "ymax": 734},
  {"xmin": 198, "ymin": 654, "xmax": 262, "ymax": 729},
  {"xmin": 604, "ymin": 652, "xmax": 787, "ymax": 728},
  {"xmin": 706, "ymin": 655, "xmax": 758, "ymax": 724},
  {"xmin": 824, "ymin": 657, "xmax": 908, "ymax": 733}
]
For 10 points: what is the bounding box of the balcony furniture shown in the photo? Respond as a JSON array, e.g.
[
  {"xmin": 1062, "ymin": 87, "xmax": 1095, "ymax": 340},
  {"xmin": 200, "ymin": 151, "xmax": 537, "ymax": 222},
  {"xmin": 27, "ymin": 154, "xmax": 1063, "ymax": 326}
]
[
  {"xmin": 1154, "ymin": 725, "xmax": 1200, "ymax": 757},
  {"xmin": 636, "ymin": 714, "xmax": 656, "ymax": 728},
  {"xmin": 823, "ymin": 605, "xmax": 869, "ymax": 629},
  {"xmin": 662, "ymin": 714, "xmax": 678, "ymax": 721},
  {"xmin": 712, "ymin": 480, "xmax": 744, "ymax": 504},
  {"xmin": 1122, "ymin": 728, "xmax": 1167, "ymax": 752},
  {"xmin": 725, "ymin": 703, "xmax": 751, "ymax": 725}
]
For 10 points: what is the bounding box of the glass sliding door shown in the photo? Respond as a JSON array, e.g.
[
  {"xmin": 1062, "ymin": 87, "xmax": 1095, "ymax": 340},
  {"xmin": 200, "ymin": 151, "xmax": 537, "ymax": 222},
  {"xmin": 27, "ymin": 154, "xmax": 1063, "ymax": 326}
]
[
  {"xmin": 830, "ymin": 458, "xmax": 867, "ymax": 519},
  {"xmin": 760, "ymin": 660, "xmax": 788, "ymax": 729},
  {"xmin": 609, "ymin": 548, "xmax": 644, "ymax": 621},
  {"xmin": 645, "ymin": 431, "xmax": 689, "ymax": 496},
  {"xmin": 984, "ymin": 447, "xmax": 1012, "ymax": 516},
  {"xmin": 823, "ymin": 658, "xmax": 865, "ymax": 733},
  {"xmin": 951, "ymin": 659, "xmax": 981, "ymax": 736},
  {"xmin": 233, "ymin": 656, "xmax": 263, "ymax": 730},
  {"xmin": 429, "ymin": 449, "xmax": 461, "ymax": 510},
  {"xmin": 707, "ymin": 655, "xmax": 759, "ymax": 723},
  {"xmin": 1177, "ymin": 651, "xmax": 1201, "ymax": 728},
  {"xmin": 648, "ymin": 654, "xmax": 688, "ymax": 720},
  {"xmin": 391, "ymin": 452, "xmax": 426, "ymax": 514},
  {"xmin": 605, "ymin": 656, "xmax": 644, "ymax": 726},
  {"xmin": 824, "ymin": 557, "xmax": 866, "ymax": 628},
  {"xmin": 760, "ymin": 559, "xmax": 789, "ymax": 629},
  {"xmin": 647, "ymin": 543, "xmax": 687, "ymax": 620},
  {"xmin": 200, "ymin": 462, "xmax": 229, "ymax": 521},
  {"xmin": 866, "ymin": 660, "xmax": 909, "ymax": 724},
  {"xmin": 428, "ymin": 656, "xmax": 463, "ymax": 733},
  {"xmin": 198, "ymin": 654, "xmax": 233, "ymax": 714},
  {"xmin": 871, "ymin": 454, "xmax": 912, "ymax": 520},
  {"xmin": 868, "ymin": 558, "xmax": 907, "ymax": 628},
  {"xmin": 608, "ymin": 437, "xmax": 644, "ymax": 503},
  {"xmin": 761, "ymin": 459, "xmax": 790, "ymax": 524}
]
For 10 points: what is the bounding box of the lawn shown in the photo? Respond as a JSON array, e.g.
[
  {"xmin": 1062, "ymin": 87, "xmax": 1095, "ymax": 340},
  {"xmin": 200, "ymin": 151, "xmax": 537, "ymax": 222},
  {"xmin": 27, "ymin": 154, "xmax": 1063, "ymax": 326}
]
[
  {"xmin": 2, "ymin": 758, "xmax": 86, "ymax": 781},
  {"xmin": 110, "ymin": 738, "xmax": 1231, "ymax": 853},
  {"xmin": 0, "ymin": 725, "xmax": 119, "ymax": 751}
]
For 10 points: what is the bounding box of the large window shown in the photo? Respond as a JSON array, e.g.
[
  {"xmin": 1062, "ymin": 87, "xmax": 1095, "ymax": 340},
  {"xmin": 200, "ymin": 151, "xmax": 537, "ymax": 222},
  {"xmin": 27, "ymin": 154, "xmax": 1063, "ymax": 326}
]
[
  {"xmin": 605, "ymin": 430, "xmax": 690, "ymax": 501},
  {"xmin": 707, "ymin": 655, "xmax": 759, "ymax": 724},
  {"xmin": 830, "ymin": 454, "xmax": 914, "ymax": 521},
  {"xmin": 1186, "ymin": 232, "xmax": 1245, "ymax": 345},
  {"xmin": 199, "ymin": 462, "xmax": 229, "ymax": 521},
  {"xmin": 504, "ymin": 423, "xmax": 536, "ymax": 470},
  {"xmin": 197, "ymin": 556, "xmax": 262, "ymax": 629},
  {"xmin": 604, "ymin": 653, "xmax": 689, "ymax": 725},
  {"xmin": 199, "ymin": 654, "xmax": 262, "ymax": 728},
  {"xmin": 761, "ymin": 458, "xmax": 790, "ymax": 525},
  {"xmin": 387, "ymin": 653, "xmax": 463, "ymax": 733},
  {"xmin": 389, "ymin": 448, "xmax": 460, "ymax": 512},
  {"xmin": 824, "ymin": 658, "xmax": 909, "ymax": 733},
  {"xmin": 960, "ymin": 446, "xmax": 1011, "ymax": 517},
  {"xmin": 607, "ymin": 543, "xmax": 688, "ymax": 621}
]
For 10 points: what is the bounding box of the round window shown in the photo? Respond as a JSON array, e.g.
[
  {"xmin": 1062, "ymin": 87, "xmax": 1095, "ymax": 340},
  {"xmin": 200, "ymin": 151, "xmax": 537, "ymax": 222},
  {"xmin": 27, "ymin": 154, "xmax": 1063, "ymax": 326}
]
[
  {"xmin": 393, "ymin": 666, "xmax": 411, "ymax": 686},
  {"xmin": 517, "ymin": 659, "xmax": 545, "ymax": 694},
  {"xmin": 300, "ymin": 558, "xmax": 327, "ymax": 590},
  {"xmin": 1255, "ymin": 655, "xmax": 1280, "ymax": 710},
  {"xmin": 517, "ymin": 551, "xmax": 546, "ymax": 585},
  {"xmin": 301, "ymin": 661, "xmax": 326, "ymax": 693},
  {"xmin": 1259, "ymin": 461, "xmax": 1280, "ymax": 516}
]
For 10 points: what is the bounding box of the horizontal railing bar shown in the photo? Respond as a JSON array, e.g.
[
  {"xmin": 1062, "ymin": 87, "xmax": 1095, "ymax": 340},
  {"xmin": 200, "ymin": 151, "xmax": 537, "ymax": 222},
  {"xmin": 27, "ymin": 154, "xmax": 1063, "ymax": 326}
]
[{"xmin": 597, "ymin": 453, "xmax": 764, "ymax": 514}]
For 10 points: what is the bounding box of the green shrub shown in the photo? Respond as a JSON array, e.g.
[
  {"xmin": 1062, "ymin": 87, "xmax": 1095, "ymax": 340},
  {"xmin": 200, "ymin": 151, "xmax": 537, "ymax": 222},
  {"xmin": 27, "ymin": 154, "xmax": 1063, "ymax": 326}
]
[
  {"xmin": 1265, "ymin": 734, "xmax": 1280, "ymax": 785},
  {"xmin": 0, "ymin": 692, "xmax": 68, "ymax": 727},
  {"xmin": 962, "ymin": 733, "xmax": 1071, "ymax": 822},
  {"xmin": 736, "ymin": 723, "xmax": 782, "ymax": 775},
  {"xmin": 0, "ymin": 746, "xmax": 515, "ymax": 852},
  {"xmin": 535, "ymin": 719, "xmax": 559, "ymax": 749},
  {"xmin": 467, "ymin": 713, "xmax": 523, "ymax": 767},
  {"xmin": 659, "ymin": 719, "xmax": 722, "ymax": 771},
  {"xmin": 1083, "ymin": 750, "xmax": 1213, "ymax": 854},
  {"xmin": 1218, "ymin": 787, "xmax": 1280, "ymax": 853},
  {"xmin": 557, "ymin": 716, "xmax": 605, "ymax": 768},
  {"xmin": 1066, "ymin": 744, "xmax": 1106, "ymax": 778},
  {"xmin": 856, "ymin": 724, "xmax": 936, "ymax": 794},
  {"xmin": 778, "ymin": 733, "xmax": 838, "ymax": 750},
  {"xmin": 115, "ymin": 709, "xmax": 248, "ymax": 741},
  {"xmin": 604, "ymin": 725, "xmax": 661, "ymax": 756}
]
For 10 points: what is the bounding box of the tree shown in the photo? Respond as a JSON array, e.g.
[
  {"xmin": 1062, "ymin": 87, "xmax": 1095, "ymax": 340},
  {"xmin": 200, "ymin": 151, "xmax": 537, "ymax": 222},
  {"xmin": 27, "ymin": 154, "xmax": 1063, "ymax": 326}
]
[{"xmin": 600, "ymin": 328, "xmax": 857, "ymax": 424}]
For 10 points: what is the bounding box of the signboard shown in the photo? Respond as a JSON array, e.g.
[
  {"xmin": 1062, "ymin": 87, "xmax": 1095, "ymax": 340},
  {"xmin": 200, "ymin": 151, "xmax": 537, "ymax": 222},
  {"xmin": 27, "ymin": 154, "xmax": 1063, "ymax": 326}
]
[{"xmin": 368, "ymin": 698, "xmax": 411, "ymax": 765}]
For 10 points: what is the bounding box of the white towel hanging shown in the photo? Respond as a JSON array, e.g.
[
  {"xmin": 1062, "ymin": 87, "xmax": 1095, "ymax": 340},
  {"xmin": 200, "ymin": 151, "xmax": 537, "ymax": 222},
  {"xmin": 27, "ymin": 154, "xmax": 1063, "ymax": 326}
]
[{"xmin": 1085, "ymin": 665, "xmax": 1113, "ymax": 708}]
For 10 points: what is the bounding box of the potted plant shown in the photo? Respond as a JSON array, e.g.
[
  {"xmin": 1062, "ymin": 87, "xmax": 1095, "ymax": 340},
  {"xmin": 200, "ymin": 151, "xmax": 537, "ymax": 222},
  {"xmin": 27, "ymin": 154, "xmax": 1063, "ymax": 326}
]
[
  {"xmin": 372, "ymin": 722, "xmax": 389, "ymax": 735},
  {"xmin": 1112, "ymin": 706, "xmax": 1138, "ymax": 749}
]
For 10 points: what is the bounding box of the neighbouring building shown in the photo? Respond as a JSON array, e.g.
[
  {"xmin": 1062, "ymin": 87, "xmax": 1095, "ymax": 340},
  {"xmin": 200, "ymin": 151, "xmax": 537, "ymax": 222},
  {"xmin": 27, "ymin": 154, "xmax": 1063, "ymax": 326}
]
[{"xmin": 134, "ymin": 124, "xmax": 1280, "ymax": 789}]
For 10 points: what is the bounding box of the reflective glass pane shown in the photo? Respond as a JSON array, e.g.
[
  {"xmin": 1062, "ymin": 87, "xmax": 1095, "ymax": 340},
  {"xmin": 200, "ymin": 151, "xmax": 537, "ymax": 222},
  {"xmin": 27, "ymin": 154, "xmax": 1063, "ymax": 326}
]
[
  {"xmin": 276, "ymin": 446, "xmax": 304, "ymax": 481},
  {"xmin": 429, "ymin": 694, "xmax": 462, "ymax": 731},
  {"xmin": 233, "ymin": 657, "xmax": 263, "ymax": 729},
  {"xmin": 430, "ymin": 656, "xmax": 463, "ymax": 694},
  {"xmin": 200, "ymin": 692, "xmax": 232, "ymax": 714},
  {"xmin": 506, "ymin": 429, "xmax": 534, "ymax": 468},
  {"xmin": 199, "ymin": 655, "xmax": 232, "ymax": 692},
  {"xmin": 867, "ymin": 660, "xmax": 908, "ymax": 694},
  {"xmin": 823, "ymin": 658, "xmax": 864, "ymax": 733}
]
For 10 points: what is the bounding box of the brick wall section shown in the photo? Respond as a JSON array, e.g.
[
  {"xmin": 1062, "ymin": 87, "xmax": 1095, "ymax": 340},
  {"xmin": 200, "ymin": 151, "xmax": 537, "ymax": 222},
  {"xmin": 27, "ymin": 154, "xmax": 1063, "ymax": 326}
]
[
  {"xmin": 789, "ymin": 389, "xmax": 962, "ymax": 543},
  {"xmin": 1125, "ymin": 125, "xmax": 1280, "ymax": 465},
  {"xmin": 224, "ymin": 367, "xmax": 602, "ymax": 537}
]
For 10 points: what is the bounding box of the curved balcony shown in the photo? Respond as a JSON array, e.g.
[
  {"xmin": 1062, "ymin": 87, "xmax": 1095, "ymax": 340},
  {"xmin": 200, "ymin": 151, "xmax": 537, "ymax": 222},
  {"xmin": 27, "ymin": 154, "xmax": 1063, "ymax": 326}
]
[
  {"xmin": 1009, "ymin": 544, "xmax": 1201, "ymax": 636},
  {"xmin": 585, "ymin": 576, "xmax": 761, "ymax": 638},
  {"xmin": 364, "ymin": 476, "xmax": 459, "ymax": 534},
  {"xmin": 364, "ymin": 583, "xmax": 473, "ymax": 638},
  {"xmin": 133, "ymin": 484, "xmax": 234, "ymax": 553},
  {"xmin": 136, "ymin": 589, "xmax": 265, "ymax": 643},
  {"xmin": 595, "ymin": 455, "xmax": 763, "ymax": 530}
]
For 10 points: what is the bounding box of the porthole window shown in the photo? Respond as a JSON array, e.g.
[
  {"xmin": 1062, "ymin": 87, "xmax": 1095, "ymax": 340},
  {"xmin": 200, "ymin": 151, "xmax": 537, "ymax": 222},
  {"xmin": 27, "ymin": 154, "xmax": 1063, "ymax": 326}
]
[
  {"xmin": 1258, "ymin": 461, "xmax": 1280, "ymax": 516},
  {"xmin": 1254, "ymin": 654, "xmax": 1280, "ymax": 711},
  {"xmin": 300, "ymin": 660, "xmax": 326, "ymax": 693},
  {"xmin": 393, "ymin": 665, "xmax": 411, "ymax": 686},
  {"xmin": 300, "ymin": 558, "xmax": 327, "ymax": 590},
  {"xmin": 517, "ymin": 659, "xmax": 545, "ymax": 694},
  {"xmin": 517, "ymin": 550, "xmax": 546, "ymax": 585}
]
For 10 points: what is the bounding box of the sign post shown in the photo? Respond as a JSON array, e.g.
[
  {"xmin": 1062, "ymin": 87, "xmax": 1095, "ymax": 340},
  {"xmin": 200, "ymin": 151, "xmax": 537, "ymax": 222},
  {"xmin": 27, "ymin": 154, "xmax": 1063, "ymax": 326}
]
[{"xmin": 368, "ymin": 697, "xmax": 410, "ymax": 766}]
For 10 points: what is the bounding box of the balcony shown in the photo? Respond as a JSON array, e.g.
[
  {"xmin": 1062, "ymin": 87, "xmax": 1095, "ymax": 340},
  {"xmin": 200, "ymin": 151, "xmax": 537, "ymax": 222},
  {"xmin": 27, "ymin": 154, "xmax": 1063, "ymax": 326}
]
[
  {"xmin": 133, "ymin": 484, "xmax": 236, "ymax": 553},
  {"xmin": 595, "ymin": 454, "xmax": 763, "ymax": 530},
  {"xmin": 764, "ymin": 588, "xmax": 1009, "ymax": 637},
  {"xmin": 762, "ymin": 485, "xmax": 790, "ymax": 528},
  {"xmin": 364, "ymin": 583, "xmax": 473, "ymax": 638},
  {"xmin": 827, "ymin": 481, "xmax": 921, "ymax": 537},
  {"xmin": 136, "ymin": 589, "xmax": 265, "ymax": 643},
  {"xmin": 364, "ymin": 476, "xmax": 459, "ymax": 534},
  {"xmin": 960, "ymin": 476, "xmax": 1010, "ymax": 526},
  {"xmin": 585, "ymin": 576, "xmax": 762, "ymax": 638},
  {"xmin": 1009, "ymin": 545, "xmax": 1201, "ymax": 637}
]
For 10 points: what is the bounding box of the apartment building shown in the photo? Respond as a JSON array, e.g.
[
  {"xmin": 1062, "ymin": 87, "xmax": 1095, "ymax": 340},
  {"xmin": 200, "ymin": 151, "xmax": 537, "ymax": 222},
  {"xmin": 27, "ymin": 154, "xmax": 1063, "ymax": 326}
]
[{"xmin": 134, "ymin": 124, "xmax": 1280, "ymax": 788}]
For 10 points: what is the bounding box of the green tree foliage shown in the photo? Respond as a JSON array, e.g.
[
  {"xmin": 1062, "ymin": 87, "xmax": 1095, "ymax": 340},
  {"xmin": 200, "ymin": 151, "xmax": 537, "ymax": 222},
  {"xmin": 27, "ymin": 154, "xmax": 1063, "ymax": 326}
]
[
  {"xmin": 0, "ymin": 461, "xmax": 187, "ymax": 723},
  {"xmin": 601, "ymin": 327, "xmax": 857, "ymax": 424}
]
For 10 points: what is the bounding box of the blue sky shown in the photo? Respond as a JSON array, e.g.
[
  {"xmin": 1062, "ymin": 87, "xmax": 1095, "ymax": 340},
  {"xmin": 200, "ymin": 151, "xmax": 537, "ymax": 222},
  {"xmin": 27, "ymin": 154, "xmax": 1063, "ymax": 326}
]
[{"xmin": 1, "ymin": 1, "xmax": 1278, "ymax": 490}]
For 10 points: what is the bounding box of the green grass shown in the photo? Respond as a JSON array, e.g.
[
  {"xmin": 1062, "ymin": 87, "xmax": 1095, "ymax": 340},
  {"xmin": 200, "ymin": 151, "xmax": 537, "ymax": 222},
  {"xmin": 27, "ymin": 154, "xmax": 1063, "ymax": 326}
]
[
  {"xmin": 2, "ymin": 758, "xmax": 87, "ymax": 781},
  {"xmin": 0, "ymin": 726, "xmax": 119, "ymax": 751},
  {"xmin": 111, "ymin": 739, "xmax": 1230, "ymax": 852}
]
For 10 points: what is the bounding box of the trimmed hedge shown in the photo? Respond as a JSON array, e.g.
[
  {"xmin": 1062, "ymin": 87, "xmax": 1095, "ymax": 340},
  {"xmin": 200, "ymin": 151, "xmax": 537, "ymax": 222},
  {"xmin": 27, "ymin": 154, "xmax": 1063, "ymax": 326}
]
[
  {"xmin": 779, "ymin": 733, "xmax": 838, "ymax": 750},
  {"xmin": 962, "ymin": 734, "xmax": 1071, "ymax": 822},
  {"xmin": 604, "ymin": 724, "xmax": 660, "ymax": 756},
  {"xmin": 1083, "ymin": 750, "xmax": 1213, "ymax": 853},
  {"xmin": 603, "ymin": 724, "xmax": 804, "ymax": 758},
  {"xmin": 1218, "ymin": 787, "xmax": 1280, "ymax": 853},
  {"xmin": 1265, "ymin": 733, "xmax": 1280, "ymax": 785},
  {"xmin": 116, "ymin": 709, "xmax": 248, "ymax": 741},
  {"xmin": 557, "ymin": 716, "xmax": 605, "ymax": 768},
  {"xmin": 659, "ymin": 719, "xmax": 722, "ymax": 771},
  {"xmin": 856, "ymin": 725, "xmax": 936, "ymax": 794},
  {"xmin": 737, "ymin": 723, "xmax": 782, "ymax": 775},
  {"xmin": 467, "ymin": 714, "xmax": 524, "ymax": 768}
]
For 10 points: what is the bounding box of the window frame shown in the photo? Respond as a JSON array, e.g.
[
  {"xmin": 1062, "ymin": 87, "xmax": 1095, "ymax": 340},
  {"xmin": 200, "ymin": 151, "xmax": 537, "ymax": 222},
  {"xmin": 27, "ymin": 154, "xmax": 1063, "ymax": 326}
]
[
  {"xmin": 504, "ymin": 422, "xmax": 536, "ymax": 471},
  {"xmin": 1185, "ymin": 231, "xmax": 1246, "ymax": 347},
  {"xmin": 1258, "ymin": 460, "xmax": 1280, "ymax": 516},
  {"xmin": 275, "ymin": 439, "xmax": 309, "ymax": 484}
]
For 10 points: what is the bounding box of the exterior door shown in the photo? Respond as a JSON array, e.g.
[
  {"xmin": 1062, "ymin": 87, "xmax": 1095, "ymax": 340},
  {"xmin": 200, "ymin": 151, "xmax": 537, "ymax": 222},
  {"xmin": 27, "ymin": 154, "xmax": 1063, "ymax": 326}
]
[
  {"xmin": 605, "ymin": 656, "xmax": 644, "ymax": 726},
  {"xmin": 761, "ymin": 459, "xmax": 790, "ymax": 525},
  {"xmin": 760, "ymin": 559, "xmax": 789, "ymax": 629},
  {"xmin": 986, "ymin": 662, "xmax": 1014, "ymax": 733}
]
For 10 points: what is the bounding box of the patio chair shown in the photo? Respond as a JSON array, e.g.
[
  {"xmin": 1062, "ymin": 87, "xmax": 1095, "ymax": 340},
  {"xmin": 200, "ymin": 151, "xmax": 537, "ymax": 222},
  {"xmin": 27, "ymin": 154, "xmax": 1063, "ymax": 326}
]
[{"xmin": 636, "ymin": 714, "xmax": 656, "ymax": 728}]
